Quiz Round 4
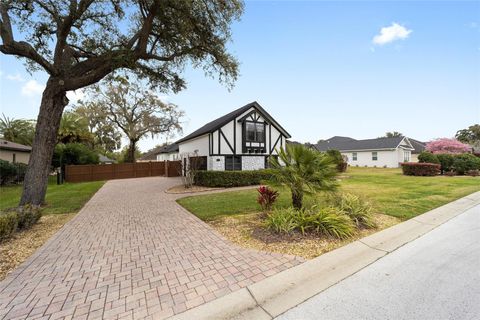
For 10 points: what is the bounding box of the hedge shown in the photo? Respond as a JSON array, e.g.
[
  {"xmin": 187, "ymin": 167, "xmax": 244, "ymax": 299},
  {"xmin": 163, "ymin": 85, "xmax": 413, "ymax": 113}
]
[
  {"xmin": 194, "ymin": 170, "xmax": 274, "ymax": 187},
  {"xmin": 0, "ymin": 160, "xmax": 28, "ymax": 185},
  {"xmin": 401, "ymin": 162, "xmax": 441, "ymax": 176},
  {"xmin": 418, "ymin": 153, "xmax": 480, "ymax": 175},
  {"xmin": 451, "ymin": 153, "xmax": 480, "ymax": 175},
  {"xmin": 0, "ymin": 206, "xmax": 42, "ymax": 241},
  {"xmin": 417, "ymin": 152, "xmax": 440, "ymax": 164}
]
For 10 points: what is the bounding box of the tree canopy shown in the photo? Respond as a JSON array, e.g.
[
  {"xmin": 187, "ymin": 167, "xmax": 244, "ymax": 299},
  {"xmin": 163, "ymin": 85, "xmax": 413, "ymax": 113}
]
[
  {"xmin": 0, "ymin": 114, "xmax": 36, "ymax": 145},
  {"xmin": 0, "ymin": 0, "xmax": 243, "ymax": 205},
  {"xmin": 455, "ymin": 124, "xmax": 480, "ymax": 146}
]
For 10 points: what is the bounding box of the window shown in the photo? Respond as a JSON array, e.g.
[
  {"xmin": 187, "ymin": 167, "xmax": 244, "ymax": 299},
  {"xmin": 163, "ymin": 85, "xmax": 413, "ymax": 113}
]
[
  {"xmin": 404, "ymin": 151, "xmax": 410, "ymax": 162},
  {"xmin": 225, "ymin": 156, "xmax": 242, "ymax": 171},
  {"xmin": 372, "ymin": 152, "xmax": 378, "ymax": 161},
  {"xmin": 245, "ymin": 122, "xmax": 265, "ymax": 142},
  {"xmin": 352, "ymin": 152, "xmax": 357, "ymax": 161}
]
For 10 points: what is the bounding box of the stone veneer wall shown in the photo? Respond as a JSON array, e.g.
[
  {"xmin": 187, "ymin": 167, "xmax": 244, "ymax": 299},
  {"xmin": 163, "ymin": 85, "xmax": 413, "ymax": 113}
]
[{"xmin": 241, "ymin": 156, "xmax": 265, "ymax": 171}]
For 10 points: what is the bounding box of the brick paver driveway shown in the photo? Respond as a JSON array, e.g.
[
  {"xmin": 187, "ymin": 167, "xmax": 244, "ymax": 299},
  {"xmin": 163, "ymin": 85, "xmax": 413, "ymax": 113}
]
[{"xmin": 0, "ymin": 177, "xmax": 303, "ymax": 320}]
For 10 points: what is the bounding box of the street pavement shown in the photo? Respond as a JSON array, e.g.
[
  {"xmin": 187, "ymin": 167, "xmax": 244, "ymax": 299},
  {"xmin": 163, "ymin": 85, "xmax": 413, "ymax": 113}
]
[{"xmin": 277, "ymin": 204, "xmax": 480, "ymax": 320}]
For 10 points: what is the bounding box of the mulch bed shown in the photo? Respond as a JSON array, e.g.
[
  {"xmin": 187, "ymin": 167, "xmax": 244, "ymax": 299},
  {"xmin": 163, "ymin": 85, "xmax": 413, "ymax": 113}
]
[
  {"xmin": 165, "ymin": 185, "xmax": 224, "ymax": 194},
  {"xmin": 209, "ymin": 212, "xmax": 400, "ymax": 259},
  {"xmin": 0, "ymin": 213, "xmax": 75, "ymax": 281}
]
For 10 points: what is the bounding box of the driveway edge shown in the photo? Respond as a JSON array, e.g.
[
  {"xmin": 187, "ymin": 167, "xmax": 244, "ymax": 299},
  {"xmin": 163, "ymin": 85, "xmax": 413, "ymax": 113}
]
[{"xmin": 168, "ymin": 191, "xmax": 480, "ymax": 320}]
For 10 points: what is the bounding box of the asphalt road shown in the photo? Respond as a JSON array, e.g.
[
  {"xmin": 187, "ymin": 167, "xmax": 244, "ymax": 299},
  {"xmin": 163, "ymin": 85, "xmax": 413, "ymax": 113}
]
[{"xmin": 277, "ymin": 204, "xmax": 480, "ymax": 320}]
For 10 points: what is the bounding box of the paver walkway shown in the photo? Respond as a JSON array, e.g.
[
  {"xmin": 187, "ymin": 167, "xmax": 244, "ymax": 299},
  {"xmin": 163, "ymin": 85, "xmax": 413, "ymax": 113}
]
[{"xmin": 0, "ymin": 177, "xmax": 303, "ymax": 320}]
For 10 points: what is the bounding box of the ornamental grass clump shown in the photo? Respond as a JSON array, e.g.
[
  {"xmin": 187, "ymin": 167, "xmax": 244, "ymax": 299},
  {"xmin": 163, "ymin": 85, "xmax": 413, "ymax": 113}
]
[
  {"xmin": 265, "ymin": 206, "xmax": 354, "ymax": 239},
  {"xmin": 331, "ymin": 193, "xmax": 376, "ymax": 229}
]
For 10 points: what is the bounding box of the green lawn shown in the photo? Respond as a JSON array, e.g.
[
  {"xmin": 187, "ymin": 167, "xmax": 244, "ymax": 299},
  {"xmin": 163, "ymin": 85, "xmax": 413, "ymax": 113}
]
[
  {"xmin": 0, "ymin": 176, "xmax": 104, "ymax": 215},
  {"xmin": 177, "ymin": 167, "xmax": 480, "ymax": 221}
]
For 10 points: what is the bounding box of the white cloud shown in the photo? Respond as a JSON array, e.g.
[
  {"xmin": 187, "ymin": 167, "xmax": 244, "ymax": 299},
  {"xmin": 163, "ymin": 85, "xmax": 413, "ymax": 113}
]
[
  {"xmin": 67, "ymin": 89, "xmax": 85, "ymax": 103},
  {"xmin": 373, "ymin": 23, "xmax": 412, "ymax": 45},
  {"xmin": 6, "ymin": 73, "xmax": 25, "ymax": 82},
  {"xmin": 21, "ymin": 80, "xmax": 45, "ymax": 96}
]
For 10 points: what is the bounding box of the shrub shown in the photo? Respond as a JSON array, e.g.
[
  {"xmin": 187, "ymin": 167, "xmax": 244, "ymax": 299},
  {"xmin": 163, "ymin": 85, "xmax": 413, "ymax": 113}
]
[
  {"xmin": 445, "ymin": 170, "xmax": 456, "ymax": 176},
  {"xmin": 451, "ymin": 153, "xmax": 480, "ymax": 175},
  {"xmin": 265, "ymin": 206, "xmax": 354, "ymax": 239},
  {"xmin": 326, "ymin": 150, "xmax": 347, "ymax": 173},
  {"xmin": 52, "ymin": 143, "xmax": 99, "ymax": 168},
  {"xmin": 265, "ymin": 207, "xmax": 297, "ymax": 234},
  {"xmin": 0, "ymin": 160, "xmax": 28, "ymax": 185},
  {"xmin": 257, "ymin": 186, "xmax": 279, "ymax": 212},
  {"xmin": 401, "ymin": 162, "xmax": 440, "ymax": 176},
  {"xmin": 332, "ymin": 193, "xmax": 376, "ymax": 228},
  {"xmin": 0, "ymin": 211, "xmax": 18, "ymax": 241},
  {"xmin": 436, "ymin": 154, "xmax": 455, "ymax": 174},
  {"xmin": 467, "ymin": 169, "xmax": 480, "ymax": 176},
  {"xmin": 417, "ymin": 152, "xmax": 440, "ymax": 164},
  {"xmin": 311, "ymin": 207, "xmax": 355, "ymax": 239},
  {"xmin": 194, "ymin": 170, "xmax": 274, "ymax": 187}
]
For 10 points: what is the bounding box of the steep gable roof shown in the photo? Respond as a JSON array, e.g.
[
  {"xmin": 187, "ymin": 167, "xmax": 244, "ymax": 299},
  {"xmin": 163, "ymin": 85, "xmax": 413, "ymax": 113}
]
[
  {"xmin": 315, "ymin": 136, "xmax": 412, "ymax": 152},
  {"xmin": 408, "ymin": 138, "xmax": 426, "ymax": 154},
  {"xmin": 138, "ymin": 143, "xmax": 179, "ymax": 161},
  {"xmin": 175, "ymin": 101, "xmax": 291, "ymax": 144}
]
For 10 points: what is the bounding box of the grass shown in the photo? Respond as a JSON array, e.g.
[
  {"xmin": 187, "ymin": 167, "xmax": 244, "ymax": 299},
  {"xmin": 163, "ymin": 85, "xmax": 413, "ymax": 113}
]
[
  {"xmin": 0, "ymin": 176, "xmax": 104, "ymax": 215},
  {"xmin": 177, "ymin": 167, "xmax": 480, "ymax": 221}
]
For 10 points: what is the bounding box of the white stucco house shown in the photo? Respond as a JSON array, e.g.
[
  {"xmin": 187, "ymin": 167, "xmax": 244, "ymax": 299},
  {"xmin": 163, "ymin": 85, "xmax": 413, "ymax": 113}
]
[
  {"xmin": 314, "ymin": 136, "xmax": 415, "ymax": 168},
  {"xmin": 175, "ymin": 101, "xmax": 291, "ymax": 171}
]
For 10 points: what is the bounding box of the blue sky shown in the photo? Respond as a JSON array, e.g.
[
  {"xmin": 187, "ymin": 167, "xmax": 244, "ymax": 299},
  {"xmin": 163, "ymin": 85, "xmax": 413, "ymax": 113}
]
[{"xmin": 0, "ymin": 1, "xmax": 479, "ymax": 152}]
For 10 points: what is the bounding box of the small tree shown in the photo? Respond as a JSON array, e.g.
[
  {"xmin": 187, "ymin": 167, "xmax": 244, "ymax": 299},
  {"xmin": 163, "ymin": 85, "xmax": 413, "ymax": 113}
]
[
  {"xmin": 426, "ymin": 138, "xmax": 471, "ymax": 154},
  {"xmin": 382, "ymin": 131, "xmax": 403, "ymax": 138},
  {"xmin": 178, "ymin": 152, "xmax": 200, "ymax": 188},
  {"xmin": 269, "ymin": 144, "xmax": 338, "ymax": 210}
]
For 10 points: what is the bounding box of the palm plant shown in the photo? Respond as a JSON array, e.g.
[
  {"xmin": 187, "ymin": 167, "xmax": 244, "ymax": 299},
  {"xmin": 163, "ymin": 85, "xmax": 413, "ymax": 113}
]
[{"xmin": 269, "ymin": 144, "xmax": 338, "ymax": 209}]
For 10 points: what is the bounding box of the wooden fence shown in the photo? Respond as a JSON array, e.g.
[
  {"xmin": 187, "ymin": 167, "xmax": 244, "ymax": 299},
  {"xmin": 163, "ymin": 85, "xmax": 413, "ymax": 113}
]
[{"xmin": 65, "ymin": 160, "xmax": 181, "ymax": 183}]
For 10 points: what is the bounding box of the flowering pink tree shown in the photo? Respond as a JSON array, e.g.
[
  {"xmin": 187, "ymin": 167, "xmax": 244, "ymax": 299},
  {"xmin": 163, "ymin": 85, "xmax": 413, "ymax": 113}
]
[{"xmin": 426, "ymin": 138, "xmax": 471, "ymax": 154}]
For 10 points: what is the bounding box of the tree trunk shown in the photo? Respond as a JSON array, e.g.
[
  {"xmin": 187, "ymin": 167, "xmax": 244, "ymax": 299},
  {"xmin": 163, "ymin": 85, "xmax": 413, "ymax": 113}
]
[
  {"xmin": 292, "ymin": 190, "xmax": 303, "ymax": 210},
  {"xmin": 125, "ymin": 140, "xmax": 137, "ymax": 163},
  {"xmin": 20, "ymin": 80, "xmax": 68, "ymax": 206}
]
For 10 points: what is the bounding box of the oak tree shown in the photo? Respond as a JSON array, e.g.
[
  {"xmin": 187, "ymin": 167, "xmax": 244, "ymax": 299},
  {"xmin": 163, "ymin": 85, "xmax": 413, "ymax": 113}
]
[{"xmin": 0, "ymin": 0, "xmax": 243, "ymax": 205}]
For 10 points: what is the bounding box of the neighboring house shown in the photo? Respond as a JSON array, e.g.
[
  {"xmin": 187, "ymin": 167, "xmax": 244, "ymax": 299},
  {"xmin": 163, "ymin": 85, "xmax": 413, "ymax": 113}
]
[
  {"xmin": 0, "ymin": 139, "xmax": 31, "ymax": 164},
  {"xmin": 137, "ymin": 143, "xmax": 179, "ymax": 162},
  {"xmin": 408, "ymin": 138, "xmax": 426, "ymax": 162},
  {"xmin": 98, "ymin": 154, "xmax": 115, "ymax": 164},
  {"xmin": 314, "ymin": 136, "xmax": 415, "ymax": 168},
  {"xmin": 156, "ymin": 144, "xmax": 179, "ymax": 161},
  {"xmin": 175, "ymin": 101, "xmax": 291, "ymax": 171}
]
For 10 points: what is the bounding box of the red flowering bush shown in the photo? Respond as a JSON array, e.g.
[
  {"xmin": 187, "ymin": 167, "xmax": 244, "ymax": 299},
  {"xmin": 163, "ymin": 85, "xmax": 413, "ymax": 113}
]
[
  {"xmin": 400, "ymin": 162, "xmax": 441, "ymax": 176},
  {"xmin": 257, "ymin": 186, "xmax": 279, "ymax": 212}
]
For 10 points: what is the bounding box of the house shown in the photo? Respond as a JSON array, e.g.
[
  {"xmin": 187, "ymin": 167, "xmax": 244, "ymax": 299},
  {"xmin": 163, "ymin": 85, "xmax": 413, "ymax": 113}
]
[
  {"xmin": 408, "ymin": 138, "xmax": 426, "ymax": 162},
  {"xmin": 98, "ymin": 154, "xmax": 115, "ymax": 164},
  {"xmin": 0, "ymin": 139, "xmax": 31, "ymax": 164},
  {"xmin": 137, "ymin": 143, "xmax": 179, "ymax": 162},
  {"xmin": 314, "ymin": 136, "xmax": 415, "ymax": 168},
  {"xmin": 175, "ymin": 101, "xmax": 291, "ymax": 171}
]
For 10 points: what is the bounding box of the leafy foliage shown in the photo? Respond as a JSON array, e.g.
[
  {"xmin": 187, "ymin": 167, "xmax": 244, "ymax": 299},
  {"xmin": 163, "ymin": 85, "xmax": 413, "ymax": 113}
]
[
  {"xmin": 0, "ymin": 160, "xmax": 27, "ymax": 185},
  {"xmin": 326, "ymin": 149, "xmax": 347, "ymax": 172},
  {"xmin": 265, "ymin": 206, "xmax": 354, "ymax": 239},
  {"xmin": 382, "ymin": 131, "xmax": 403, "ymax": 138},
  {"xmin": 331, "ymin": 193, "xmax": 376, "ymax": 229},
  {"xmin": 194, "ymin": 170, "xmax": 274, "ymax": 188},
  {"xmin": 0, "ymin": 114, "xmax": 35, "ymax": 146},
  {"xmin": 52, "ymin": 143, "xmax": 99, "ymax": 167},
  {"xmin": 85, "ymin": 76, "xmax": 183, "ymax": 162},
  {"xmin": 426, "ymin": 138, "xmax": 471, "ymax": 154},
  {"xmin": 401, "ymin": 162, "xmax": 441, "ymax": 176},
  {"xmin": 436, "ymin": 154, "xmax": 455, "ymax": 174},
  {"xmin": 57, "ymin": 111, "xmax": 94, "ymax": 145},
  {"xmin": 257, "ymin": 186, "xmax": 279, "ymax": 212},
  {"xmin": 417, "ymin": 151, "xmax": 440, "ymax": 164},
  {"xmin": 451, "ymin": 153, "xmax": 480, "ymax": 175},
  {"xmin": 455, "ymin": 124, "xmax": 480, "ymax": 146},
  {"xmin": 0, "ymin": 205, "xmax": 42, "ymax": 241},
  {"xmin": 269, "ymin": 144, "xmax": 338, "ymax": 209}
]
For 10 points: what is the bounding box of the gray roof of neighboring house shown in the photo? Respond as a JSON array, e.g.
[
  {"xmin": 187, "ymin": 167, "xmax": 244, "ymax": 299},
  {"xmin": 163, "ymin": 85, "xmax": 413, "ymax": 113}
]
[
  {"xmin": 408, "ymin": 138, "xmax": 426, "ymax": 154},
  {"xmin": 314, "ymin": 136, "xmax": 411, "ymax": 152},
  {"xmin": 175, "ymin": 101, "xmax": 291, "ymax": 144},
  {"xmin": 138, "ymin": 143, "xmax": 179, "ymax": 161},
  {"xmin": 98, "ymin": 154, "xmax": 115, "ymax": 163},
  {"xmin": 0, "ymin": 139, "xmax": 32, "ymax": 152}
]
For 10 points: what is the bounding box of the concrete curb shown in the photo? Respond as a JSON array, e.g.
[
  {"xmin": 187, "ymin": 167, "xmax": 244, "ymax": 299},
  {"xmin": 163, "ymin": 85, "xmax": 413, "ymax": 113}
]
[{"xmin": 169, "ymin": 191, "xmax": 480, "ymax": 320}]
